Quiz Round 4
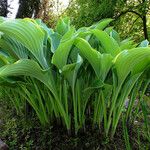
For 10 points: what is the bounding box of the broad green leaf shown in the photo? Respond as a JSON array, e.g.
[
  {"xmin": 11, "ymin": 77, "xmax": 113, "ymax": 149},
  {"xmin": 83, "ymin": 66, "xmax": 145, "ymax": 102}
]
[
  {"xmin": 55, "ymin": 17, "xmax": 70, "ymax": 36},
  {"xmin": 91, "ymin": 29, "xmax": 121, "ymax": 56},
  {"xmin": 0, "ymin": 19, "xmax": 48, "ymax": 68},
  {"xmin": 61, "ymin": 27, "xmax": 75, "ymax": 42},
  {"xmin": 95, "ymin": 18, "xmax": 113, "ymax": 30},
  {"xmin": 0, "ymin": 59, "xmax": 54, "ymax": 92},
  {"xmin": 50, "ymin": 33, "xmax": 62, "ymax": 53},
  {"xmin": 0, "ymin": 36, "xmax": 28, "ymax": 59},
  {"xmin": 52, "ymin": 28, "xmax": 75, "ymax": 69},
  {"xmin": 0, "ymin": 38, "xmax": 19, "ymax": 59},
  {"xmin": 99, "ymin": 54, "xmax": 113, "ymax": 81},
  {"xmin": 52, "ymin": 39, "xmax": 74, "ymax": 70},
  {"xmin": 62, "ymin": 55, "xmax": 83, "ymax": 88},
  {"xmin": 113, "ymin": 48, "xmax": 150, "ymax": 84},
  {"xmin": 120, "ymin": 38, "xmax": 137, "ymax": 50},
  {"xmin": 75, "ymin": 37, "xmax": 101, "ymax": 78},
  {"xmin": 0, "ymin": 54, "xmax": 9, "ymax": 67},
  {"xmin": 110, "ymin": 30, "xmax": 120, "ymax": 44},
  {"xmin": 90, "ymin": 18, "xmax": 113, "ymax": 30},
  {"xmin": 75, "ymin": 37, "xmax": 113, "ymax": 80}
]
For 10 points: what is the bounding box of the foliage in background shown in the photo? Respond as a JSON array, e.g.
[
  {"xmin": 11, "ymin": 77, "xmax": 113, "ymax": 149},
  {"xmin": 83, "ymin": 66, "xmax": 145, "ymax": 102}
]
[
  {"xmin": 64, "ymin": 0, "xmax": 150, "ymax": 41},
  {"xmin": 114, "ymin": 0, "xmax": 150, "ymax": 41},
  {"xmin": 64, "ymin": 0, "xmax": 119, "ymax": 28},
  {"xmin": 1, "ymin": 0, "xmax": 149, "ymax": 41}
]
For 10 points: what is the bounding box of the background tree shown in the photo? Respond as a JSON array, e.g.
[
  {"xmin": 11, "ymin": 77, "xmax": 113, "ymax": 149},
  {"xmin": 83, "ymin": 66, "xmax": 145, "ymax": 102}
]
[
  {"xmin": 0, "ymin": 0, "xmax": 9, "ymax": 17},
  {"xmin": 16, "ymin": 0, "xmax": 56, "ymax": 27},
  {"xmin": 1, "ymin": 0, "xmax": 149, "ymax": 41},
  {"xmin": 36, "ymin": 0, "xmax": 57, "ymax": 28},
  {"xmin": 64, "ymin": 0, "xmax": 150, "ymax": 41},
  {"xmin": 64, "ymin": 0, "xmax": 119, "ymax": 28},
  {"xmin": 16, "ymin": 0, "xmax": 40, "ymax": 18},
  {"xmin": 114, "ymin": 0, "xmax": 150, "ymax": 40}
]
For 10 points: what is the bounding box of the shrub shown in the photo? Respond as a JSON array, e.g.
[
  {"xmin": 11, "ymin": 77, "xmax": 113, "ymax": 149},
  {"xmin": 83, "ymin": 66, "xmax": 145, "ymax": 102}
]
[{"xmin": 0, "ymin": 17, "xmax": 149, "ymax": 138}]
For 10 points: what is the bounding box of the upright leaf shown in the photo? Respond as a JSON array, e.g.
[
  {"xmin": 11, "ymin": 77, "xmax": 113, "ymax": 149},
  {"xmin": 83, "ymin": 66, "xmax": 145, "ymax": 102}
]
[
  {"xmin": 75, "ymin": 38, "xmax": 113, "ymax": 80},
  {"xmin": 113, "ymin": 48, "xmax": 150, "ymax": 84},
  {"xmin": 91, "ymin": 29, "xmax": 121, "ymax": 56}
]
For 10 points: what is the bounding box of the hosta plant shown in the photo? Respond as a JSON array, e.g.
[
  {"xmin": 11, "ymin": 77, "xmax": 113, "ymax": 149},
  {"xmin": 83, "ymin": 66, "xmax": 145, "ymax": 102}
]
[{"xmin": 0, "ymin": 17, "xmax": 149, "ymax": 138}]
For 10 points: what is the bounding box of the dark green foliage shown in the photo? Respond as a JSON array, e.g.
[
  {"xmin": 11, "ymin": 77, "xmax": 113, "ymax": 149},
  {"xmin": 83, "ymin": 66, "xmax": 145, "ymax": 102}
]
[
  {"xmin": 65, "ymin": 0, "xmax": 118, "ymax": 28},
  {"xmin": 64, "ymin": 0, "xmax": 150, "ymax": 41}
]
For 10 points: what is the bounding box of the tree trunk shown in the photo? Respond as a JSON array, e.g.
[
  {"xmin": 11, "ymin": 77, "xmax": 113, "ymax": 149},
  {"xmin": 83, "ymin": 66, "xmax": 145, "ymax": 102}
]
[
  {"xmin": 142, "ymin": 15, "xmax": 149, "ymax": 40},
  {"xmin": 0, "ymin": 0, "xmax": 8, "ymax": 17},
  {"xmin": 16, "ymin": 0, "xmax": 40, "ymax": 18}
]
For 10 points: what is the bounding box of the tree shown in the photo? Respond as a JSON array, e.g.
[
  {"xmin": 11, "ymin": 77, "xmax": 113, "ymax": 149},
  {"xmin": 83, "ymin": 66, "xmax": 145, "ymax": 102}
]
[
  {"xmin": 115, "ymin": 0, "xmax": 150, "ymax": 40},
  {"xmin": 16, "ymin": 0, "xmax": 56, "ymax": 27},
  {"xmin": 65, "ymin": 0, "xmax": 150, "ymax": 40},
  {"xmin": 36, "ymin": 0, "xmax": 56, "ymax": 27},
  {"xmin": 16, "ymin": 0, "xmax": 40, "ymax": 18},
  {"xmin": 64, "ymin": 0, "xmax": 119, "ymax": 28},
  {"xmin": 0, "ymin": 0, "xmax": 8, "ymax": 17}
]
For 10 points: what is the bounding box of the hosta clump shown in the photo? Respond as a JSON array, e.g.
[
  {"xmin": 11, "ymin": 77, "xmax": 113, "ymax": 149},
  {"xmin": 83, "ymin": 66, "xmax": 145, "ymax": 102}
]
[{"xmin": 0, "ymin": 17, "xmax": 149, "ymax": 137}]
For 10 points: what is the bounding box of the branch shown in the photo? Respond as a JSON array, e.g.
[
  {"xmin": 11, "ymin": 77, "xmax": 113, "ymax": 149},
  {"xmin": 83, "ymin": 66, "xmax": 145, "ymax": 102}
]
[
  {"xmin": 129, "ymin": 16, "xmax": 140, "ymax": 32},
  {"xmin": 114, "ymin": 10, "xmax": 143, "ymax": 20}
]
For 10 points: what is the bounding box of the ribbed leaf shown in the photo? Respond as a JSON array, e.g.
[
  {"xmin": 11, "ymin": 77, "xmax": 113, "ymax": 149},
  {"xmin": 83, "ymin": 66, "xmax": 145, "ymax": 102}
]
[
  {"xmin": 120, "ymin": 38, "xmax": 136, "ymax": 50},
  {"xmin": 91, "ymin": 29, "xmax": 120, "ymax": 56},
  {"xmin": 50, "ymin": 33, "xmax": 62, "ymax": 53},
  {"xmin": 110, "ymin": 30, "xmax": 120, "ymax": 44},
  {"xmin": 75, "ymin": 38, "xmax": 113, "ymax": 80},
  {"xmin": 0, "ymin": 38, "xmax": 18, "ymax": 59},
  {"xmin": 52, "ymin": 28, "xmax": 75, "ymax": 69},
  {"xmin": 0, "ymin": 36, "xmax": 28, "ymax": 59},
  {"xmin": 0, "ymin": 54, "xmax": 9, "ymax": 67},
  {"xmin": 95, "ymin": 18, "xmax": 113, "ymax": 30},
  {"xmin": 90, "ymin": 18, "xmax": 113, "ymax": 30},
  {"xmin": 52, "ymin": 39, "xmax": 74, "ymax": 70},
  {"xmin": 0, "ymin": 19, "xmax": 48, "ymax": 68},
  {"xmin": 55, "ymin": 17, "xmax": 70, "ymax": 36},
  {"xmin": 0, "ymin": 59, "xmax": 54, "ymax": 91},
  {"xmin": 62, "ymin": 55, "xmax": 83, "ymax": 88},
  {"xmin": 113, "ymin": 48, "xmax": 150, "ymax": 84}
]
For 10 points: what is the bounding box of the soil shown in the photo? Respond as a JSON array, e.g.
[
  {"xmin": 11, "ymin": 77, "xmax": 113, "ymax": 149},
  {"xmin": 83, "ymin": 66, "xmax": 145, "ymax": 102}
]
[{"xmin": 0, "ymin": 99, "xmax": 149, "ymax": 150}]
